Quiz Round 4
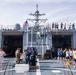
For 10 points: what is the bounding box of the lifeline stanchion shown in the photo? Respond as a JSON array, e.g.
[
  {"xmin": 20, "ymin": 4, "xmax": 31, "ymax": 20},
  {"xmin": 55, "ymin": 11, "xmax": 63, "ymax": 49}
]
[
  {"xmin": 63, "ymin": 61, "xmax": 67, "ymax": 75},
  {"xmin": 65, "ymin": 61, "xmax": 73, "ymax": 75},
  {"xmin": 3, "ymin": 58, "xmax": 11, "ymax": 75},
  {"xmin": 68, "ymin": 65, "xmax": 73, "ymax": 75}
]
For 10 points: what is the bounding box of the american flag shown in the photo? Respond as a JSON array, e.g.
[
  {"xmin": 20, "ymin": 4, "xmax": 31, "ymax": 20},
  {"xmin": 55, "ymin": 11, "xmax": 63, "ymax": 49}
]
[{"xmin": 23, "ymin": 21, "xmax": 29, "ymax": 26}]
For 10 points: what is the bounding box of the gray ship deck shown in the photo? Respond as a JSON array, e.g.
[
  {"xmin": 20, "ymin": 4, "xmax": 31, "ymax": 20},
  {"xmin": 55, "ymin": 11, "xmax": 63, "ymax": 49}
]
[{"xmin": 0, "ymin": 58, "xmax": 76, "ymax": 75}]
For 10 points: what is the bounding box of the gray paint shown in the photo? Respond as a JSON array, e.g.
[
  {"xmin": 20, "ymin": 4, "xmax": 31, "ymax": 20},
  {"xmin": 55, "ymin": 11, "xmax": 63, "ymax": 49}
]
[
  {"xmin": 47, "ymin": 32, "xmax": 52, "ymax": 49},
  {"xmin": 23, "ymin": 31, "xmax": 27, "ymax": 51},
  {"xmin": 73, "ymin": 31, "xmax": 76, "ymax": 48},
  {"xmin": 0, "ymin": 31, "xmax": 2, "ymax": 48},
  {"xmin": 1, "ymin": 29, "xmax": 76, "ymax": 55}
]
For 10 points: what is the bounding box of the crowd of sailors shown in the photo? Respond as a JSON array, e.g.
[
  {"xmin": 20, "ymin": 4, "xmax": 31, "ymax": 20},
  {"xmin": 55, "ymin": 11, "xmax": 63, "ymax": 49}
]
[
  {"xmin": 0, "ymin": 47, "xmax": 76, "ymax": 69},
  {"xmin": 0, "ymin": 47, "xmax": 37, "ymax": 70},
  {"xmin": 51, "ymin": 47, "xmax": 76, "ymax": 67},
  {"xmin": 15, "ymin": 47, "xmax": 76, "ymax": 68},
  {"xmin": 48, "ymin": 22, "xmax": 75, "ymax": 30},
  {"xmin": 15, "ymin": 47, "xmax": 37, "ymax": 67}
]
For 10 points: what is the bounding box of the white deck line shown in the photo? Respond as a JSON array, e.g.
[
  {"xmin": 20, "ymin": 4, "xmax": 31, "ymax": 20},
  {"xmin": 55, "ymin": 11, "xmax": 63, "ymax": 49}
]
[{"xmin": 36, "ymin": 58, "xmax": 41, "ymax": 75}]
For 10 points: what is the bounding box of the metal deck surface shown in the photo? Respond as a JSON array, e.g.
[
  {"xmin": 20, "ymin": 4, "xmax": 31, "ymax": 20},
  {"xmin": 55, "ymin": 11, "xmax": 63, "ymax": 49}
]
[{"xmin": 0, "ymin": 58, "xmax": 76, "ymax": 75}]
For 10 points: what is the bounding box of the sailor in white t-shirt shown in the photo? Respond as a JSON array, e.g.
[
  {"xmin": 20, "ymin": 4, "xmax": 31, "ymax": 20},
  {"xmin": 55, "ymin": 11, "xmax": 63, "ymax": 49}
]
[
  {"xmin": 66, "ymin": 50, "xmax": 70, "ymax": 61},
  {"xmin": 0, "ymin": 48, "xmax": 6, "ymax": 69},
  {"xmin": 73, "ymin": 49, "xmax": 76, "ymax": 68},
  {"xmin": 69, "ymin": 49, "xmax": 73, "ymax": 60}
]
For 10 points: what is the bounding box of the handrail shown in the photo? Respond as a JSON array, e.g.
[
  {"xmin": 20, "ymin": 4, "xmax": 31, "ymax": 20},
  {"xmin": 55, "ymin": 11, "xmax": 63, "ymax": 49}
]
[
  {"xmin": 0, "ymin": 69, "xmax": 15, "ymax": 73},
  {"xmin": 3, "ymin": 58, "xmax": 11, "ymax": 75}
]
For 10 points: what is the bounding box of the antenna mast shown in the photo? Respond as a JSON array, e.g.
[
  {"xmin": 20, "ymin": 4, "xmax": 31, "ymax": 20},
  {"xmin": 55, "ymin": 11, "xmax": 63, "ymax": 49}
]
[{"xmin": 27, "ymin": 4, "xmax": 47, "ymax": 26}]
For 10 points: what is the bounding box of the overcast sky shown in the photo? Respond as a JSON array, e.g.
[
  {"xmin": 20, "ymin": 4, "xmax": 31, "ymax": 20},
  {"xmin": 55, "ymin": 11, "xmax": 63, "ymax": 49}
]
[{"xmin": 0, "ymin": 0, "xmax": 76, "ymax": 27}]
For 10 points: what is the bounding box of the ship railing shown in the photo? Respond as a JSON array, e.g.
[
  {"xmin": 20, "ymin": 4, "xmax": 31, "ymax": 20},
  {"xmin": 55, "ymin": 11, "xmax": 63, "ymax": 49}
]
[
  {"xmin": 0, "ymin": 59, "xmax": 16, "ymax": 75},
  {"xmin": 0, "ymin": 24, "xmax": 75, "ymax": 31}
]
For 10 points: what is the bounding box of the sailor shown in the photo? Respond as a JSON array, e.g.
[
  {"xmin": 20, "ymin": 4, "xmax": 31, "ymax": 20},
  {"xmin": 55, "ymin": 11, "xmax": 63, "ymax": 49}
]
[
  {"xmin": 24, "ymin": 49, "xmax": 29, "ymax": 64},
  {"xmin": 30, "ymin": 47, "xmax": 37, "ymax": 66},
  {"xmin": 0, "ymin": 48, "xmax": 6, "ymax": 69},
  {"xmin": 15, "ymin": 48, "xmax": 21, "ymax": 64}
]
